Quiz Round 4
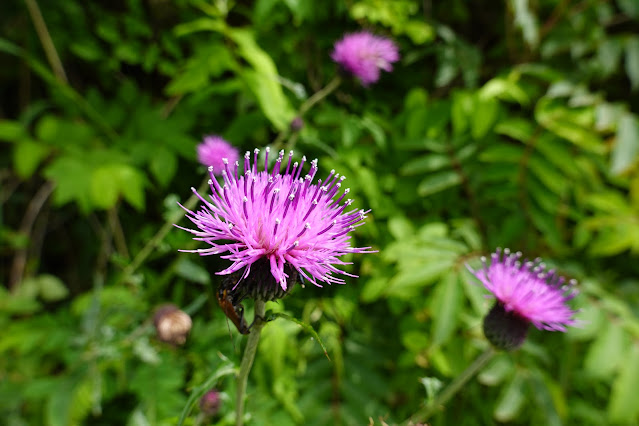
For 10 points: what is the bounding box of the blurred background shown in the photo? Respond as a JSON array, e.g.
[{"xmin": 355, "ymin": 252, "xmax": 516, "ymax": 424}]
[{"xmin": 1, "ymin": 0, "xmax": 639, "ymax": 425}]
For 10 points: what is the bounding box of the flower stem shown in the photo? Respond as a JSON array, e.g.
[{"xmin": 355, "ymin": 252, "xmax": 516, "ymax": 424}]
[
  {"xmin": 118, "ymin": 177, "xmax": 209, "ymax": 286},
  {"xmin": 404, "ymin": 347, "xmax": 496, "ymax": 424},
  {"xmin": 235, "ymin": 299, "xmax": 266, "ymax": 426},
  {"xmin": 298, "ymin": 75, "xmax": 341, "ymax": 117},
  {"xmin": 272, "ymin": 76, "xmax": 342, "ymax": 151}
]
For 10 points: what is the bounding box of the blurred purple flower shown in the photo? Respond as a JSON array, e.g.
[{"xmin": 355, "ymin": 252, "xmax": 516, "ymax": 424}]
[
  {"xmin": 331, "ymin": 31, "xmax": 400, "ymax": 86},
  {"xmin": 199, "ymin": 389, "xmax": 221, "ymax": 416},
  {"xmin": 469, "ymin": 248, "xmax": 578, "ymax": 332},
  {"xmin": 197, "ymin": 135, "xmax": 239, "ymax": 175},
  {"xmin": 178, "ymin": 148, "xmax": 373, "ymax": 293}
]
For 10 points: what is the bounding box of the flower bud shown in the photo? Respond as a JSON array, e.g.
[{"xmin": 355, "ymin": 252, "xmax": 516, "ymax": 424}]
[
  {"xmin": 290, "ymin": 116, "xmax": 304, "ymax": 132},
  {"xmin": 483, "ymin": 302, "xmax": 529, "ymax": 351},
  {"xmin": 199, "ymin": 389, "xmax": 221, "ymax": 417},
  {"xmin": 153, "ymin": 304, "xmax": 192, "ymax": 345}
]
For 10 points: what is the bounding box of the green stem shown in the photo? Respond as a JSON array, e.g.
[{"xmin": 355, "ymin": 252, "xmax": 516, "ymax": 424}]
[
  {"xmin": 235, "ymin": 299, "xmax": 266, "ymax": 426},
  {"xmin": 24, "ymin": 0, "xmax": 68, "ymax": 83},
  {"xmin": 298, "ymin": 75, "xmax": 341, "ymax": 117},
  {"xmin": 118, "ymin": 177, "xmax": 209, "ymax": 285},
  {"xmin": 271, "ymin": 76, "xmax": 342, "ymax": 151},
  {"xmin": 404, "ymin": 347, "xmax": 496, "ymax": 424}
]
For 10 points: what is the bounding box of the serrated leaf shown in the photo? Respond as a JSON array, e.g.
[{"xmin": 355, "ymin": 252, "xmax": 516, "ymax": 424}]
[
  {"xmin": 91, "ymin": 164, "xmax": 146, "ymax": 211},
  {"xmin": 13, "ymin": 140, "xmax": 51, "ymax": 178},
  {"xmin": 417, "ymin": 170, "xmax": 462, "ymax": 196},
  {"xmin": 44, "ymin": 156, "xmax": 94, "ymax": 212},
  {"xmin": 608, "ymin": 343, "xmax": 639, "ymax": 423},
  {"xmin": 611, "ymin": 113, "xmax": 639, "ymax": 175}
]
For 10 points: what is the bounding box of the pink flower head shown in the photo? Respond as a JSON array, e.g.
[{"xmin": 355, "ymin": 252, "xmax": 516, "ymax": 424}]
[
  {"xmin": 331, "ymin": 31, "xmax": 400, "ymax": 86},
  {"xmin": 178, "ymin": 148, "xmax": 374, "ymax": 292},
  {"xmin": 468, "ymin": 248, "xmax": 578, "ymax": 332},
  {"xmin": 197, "ymin": 136, "xmax": 239, "ymax": 175}
]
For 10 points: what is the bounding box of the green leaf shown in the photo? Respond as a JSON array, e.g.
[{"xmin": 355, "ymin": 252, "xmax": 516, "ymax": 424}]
[
  {"xmin": 90, "ymin": 163, "xmax": 146, "ymax": 210},
  {"xmin": 598, "ymin": 38, "xmax": 623, "ymax": 76},
  {"xmin": 451, "ymin": 91, "xmax": 473, "ymax": 135},
  {"xmin": 480, "ymin": 77, "xmax": 529, "ymax": 105},
  {"xmin": 13, "ymin": 140, "xmax": 51, "ymax": 178},
  {"xmin": 611, "ymin": 113, "xmax": 639, "ymax": 175},
  {"xmin": 46, "ymin": 378, "xmax": 77, "ymax": 426},
  {"xmin": 608, "ymin": 343, "xmax": 639, "ymax": 423},
  {"xmin": 494, "ymin": 371, "xmax": 526, "ymax": 422},
  {"xmin": 511, "ymin": 0, "xmax": 539, "ymax": 48},
  {"xmin": 37, "ymin": 274, "xmax": 69, "ymax": 301},
  {"xmin": 175, "ymin": 257, "xmax": 210, "ymax": 285},
  {"xmin": 584, "ymin": 323, "xmax": 629, "ymax": 379},
  {"xmin": 430, "ymin": 272, "xmax": 462, "ymax": 346},
  {"xmin": 149, "ymin": 146, "xmax": 178, "ymax": 187},
  {"xmin": 400, "ymin": 154, "xmax": 451, "ymax": 175},
  {"xmin": 44, "ymin": 156, "xmax": 94, "ymax": 212},
  {"xmin": 478, "ymin": 355, "xmax": 514, "ymax": 386},
  {"xmin": 386, "ymin": 259, "xmax": 456, "ymax": 299},
  {"xmin": 0, "ymin": 120, "xmax": 25, "ymax": 142},
  {"xmin": 417, "ymin": 170, "xmax": 462, "ymax": 196},
  {"xmin": 535, "ymin": 98, "xmax": 605, "ymax": 153},
  {"xmin": 479, "ymin": 143, "xmax": 524, "ymax": 162},
  {"xmin": 626, "ymin": 37, "xmax": 639, "ymax": 91},
  {"xmin": 618, "ymin": 0, "xmax": 639, "ymax": 17},
  {"xmin": 472, "ymin": 97, "xmax": 499, "ymax": 139},
  {"xmin": 494, "ymin": 117, "xmax": 534, "ymax": 142},
  {"xmin": 227, "ymin": 29, "xmax": 295, "ymax": 131}
]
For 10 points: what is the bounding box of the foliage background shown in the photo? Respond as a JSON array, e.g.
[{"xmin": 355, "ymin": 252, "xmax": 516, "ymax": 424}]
[{"xmin": 2, "ymin": 0, "xmax": 639, "ymax": 425}]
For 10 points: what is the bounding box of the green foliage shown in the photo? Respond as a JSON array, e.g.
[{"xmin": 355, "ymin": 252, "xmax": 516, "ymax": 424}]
[{"xmin": 2, "ymin": 0, "xmax": 639, "ymax": 425}]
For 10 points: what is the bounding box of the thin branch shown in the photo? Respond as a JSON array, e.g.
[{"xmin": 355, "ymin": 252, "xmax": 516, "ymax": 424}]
[
  {"xmin": 9, "ymin": 181, "xmax": 55, "ymax": 290},
  {"xmin": 108, "ymin": 205, "xmax": 130, "ymax": 260},
  {"xmin": 23, "ymin": 0, "xmax": 68, "ymax": 84}
]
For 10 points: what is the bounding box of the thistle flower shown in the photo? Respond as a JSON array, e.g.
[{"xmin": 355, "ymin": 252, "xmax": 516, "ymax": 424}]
[
  {"xmin": 178, "ymin": 148, "xmax": 373, "ymax": 301},
  {"xmin": 331, "ymin": 31, "xmax": 400, "ymax": 86},
  {"xmin": 468, "ymin": 248, "xmax": 578, "ymax": 351},
  {"xmin": 197, "ymin": 135, "xmax": 239, "ymax": 175}
]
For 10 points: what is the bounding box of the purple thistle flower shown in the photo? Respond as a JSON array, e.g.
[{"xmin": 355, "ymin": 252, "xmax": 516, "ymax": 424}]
[
  {"xmin": 197, "ymin": 135, "xmax": 239, "ymax": 175},
  {"xmin": 177, "ymin": 148, "xmax": 373, "ymax": 296},
  {"xmin": 331, "ymin": 31, "xmax": 400, "ymax": 86},
  {"xmin": 469, "ymin": 248, "xmax": 578, "ymax": 333}
]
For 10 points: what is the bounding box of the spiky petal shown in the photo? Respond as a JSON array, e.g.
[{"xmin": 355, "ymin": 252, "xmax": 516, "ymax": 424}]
[
  {"xmin": 468, "ymin": 248, "xmax": 578, "ymax": 332},
  {"xmin": 331, "ymin": 32, "xmax": 400, "ymax": 86},
  {"xmin": 178, "ymin": 148, "xmax": 374, "ymax": 293},
  {"xmin": 196, "ymin": 135, "xmax": 239, "ymax": 175}
]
